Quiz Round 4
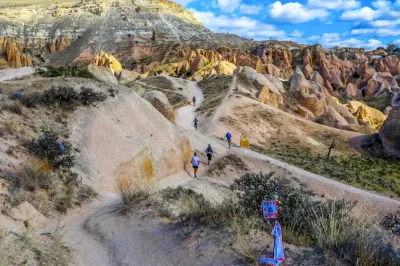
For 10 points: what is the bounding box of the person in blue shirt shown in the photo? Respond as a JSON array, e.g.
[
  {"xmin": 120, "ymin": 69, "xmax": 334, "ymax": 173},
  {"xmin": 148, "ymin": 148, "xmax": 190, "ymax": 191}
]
[
  {"xmin": 191, "ymin": 152, "xmax": 200, "ymax": 178},
  {"xmin": 205, "ymin": 144, "xmax": 213, "ymax": 165},
  {"xmin": 226, "ymin": 131, "xmax": 232, "ymax": 149},
  {"xmin": 192, "ymin": 96, "xmax": 196, "ymax": 107}
]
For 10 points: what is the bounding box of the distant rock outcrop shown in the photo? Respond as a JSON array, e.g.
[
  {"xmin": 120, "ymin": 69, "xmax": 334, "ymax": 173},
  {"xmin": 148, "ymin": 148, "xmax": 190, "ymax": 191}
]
[
  {"xmin": 379, "ymin": 107, "xmax": 400, "ymax": 157},
  {"xmin": 92, "ymin": 50, "xmax": 123, "ymax": 74}
]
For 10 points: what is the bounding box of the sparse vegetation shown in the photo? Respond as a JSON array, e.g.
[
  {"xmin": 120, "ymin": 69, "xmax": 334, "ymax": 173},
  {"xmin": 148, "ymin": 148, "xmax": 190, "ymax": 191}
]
[
  {"xmin": 208, "ymin": 154, "xmax": 249, "ymax": 175},
  {"xmin": 145, "ymin": 173, "xmax": 400, "ymax": 265},
  {"xmin": 363, "ymin": 95, "xmax": 392, "ymax": 112},
  {"xmin": 198, "ymin": 75, "xmax": 232, "ymax": 116},
  {"xmin": 1, "ymin": 102, "xmax": 23, "ymax": 115},
  {"xmin": 381, "ymin": 210, "xmax": 400, "ymax": 235},
  {"xmin": 116, "ymin": 176, "xmax": 150, "ymax": 206},
  {"xmin": 253, "ymin": 143, "xmax": 400, "ymax": 197},
  {"xmin": 28, "ymin": 130, "xmax": 74, "ymax": 168},
  {"xmin": 35, "ymin": 66, "xmax": 94, "ymax": 79},
  {"xmin": 18, "ymin": 86, "xmax": 107, "ymax": 110}
]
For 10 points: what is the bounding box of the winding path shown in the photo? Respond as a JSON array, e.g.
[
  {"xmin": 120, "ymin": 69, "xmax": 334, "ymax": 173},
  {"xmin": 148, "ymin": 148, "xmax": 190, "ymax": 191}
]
[{"xmin": 54, "ymin": 75, "xmax": 399, "ymax": 266}]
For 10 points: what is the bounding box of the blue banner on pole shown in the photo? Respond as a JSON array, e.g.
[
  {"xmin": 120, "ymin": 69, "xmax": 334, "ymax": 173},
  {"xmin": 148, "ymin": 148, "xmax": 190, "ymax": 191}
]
[{"xmin": 272, "ymin": 221, "xmax": 285, "ymax": 263}]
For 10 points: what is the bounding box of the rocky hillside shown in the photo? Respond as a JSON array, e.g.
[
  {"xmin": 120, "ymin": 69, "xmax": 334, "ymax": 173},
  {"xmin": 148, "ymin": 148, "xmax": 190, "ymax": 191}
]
[{"xmin": 0, "ymin": 0, "xmax": 256, "ymax": 69}]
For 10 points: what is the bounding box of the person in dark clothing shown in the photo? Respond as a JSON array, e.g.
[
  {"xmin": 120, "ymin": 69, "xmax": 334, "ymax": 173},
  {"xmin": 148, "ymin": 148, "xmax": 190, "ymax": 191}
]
[
  {"xmin": 193, "ymin": 118, "xmax": 198, "ymax": 130},
  {"xmin": 205, "ymin": 144, "xmax": 213, "ymax": 165},
  {"xmin": 192, "ymin": 96, "xmax": 196, "ymax": 107}
]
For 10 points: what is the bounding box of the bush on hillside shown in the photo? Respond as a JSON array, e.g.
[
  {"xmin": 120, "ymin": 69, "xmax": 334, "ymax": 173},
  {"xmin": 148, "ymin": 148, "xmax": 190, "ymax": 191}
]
[
  {"xmin": 36, "ymin": 66, "xmax": 94, "ymax": 79},
  {"xmin": 231, "ymin": 172, "xmax": 400, "ymax": 265},
  {"xmin": 28, "ymin": 130, "xmax": 74, "ymax": 168},
  {"xmin": 19, "ymin": 86, "xmax": 107, "ymax": 110}
]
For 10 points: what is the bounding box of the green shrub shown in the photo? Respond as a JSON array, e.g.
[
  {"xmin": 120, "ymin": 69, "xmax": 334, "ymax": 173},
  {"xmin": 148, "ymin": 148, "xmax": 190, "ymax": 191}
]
[
  {"xmin": 28, "ymin": 131, "xmax": 74, "ymax": 168},
  {"xmin": 19, "ymin": 86, "xmax": 107, "ymax": 110},
  {"xmin": 232, "ymin": 172, "xmax": 400, "ymax": 265},
  {"xmin": 36, "ymin": 66, "xmax": 94, "ymax": 79},
  {"xmin": 42, "ymin": 86, "xmax": 80, "ymax": 111},
  {"xmin": 79, "ymin": 87, "xmax": 107, "ymax": 105}
]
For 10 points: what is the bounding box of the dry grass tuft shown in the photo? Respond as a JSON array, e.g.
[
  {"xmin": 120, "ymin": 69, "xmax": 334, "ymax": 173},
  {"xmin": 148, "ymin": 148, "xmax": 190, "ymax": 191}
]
[
  {"xmin": 1, "ymin": 102, "xmax": 24, "ymax": 115},
  {"xmin": 115, "ymin": 176, "xmax": 151, "ymax": 206}
]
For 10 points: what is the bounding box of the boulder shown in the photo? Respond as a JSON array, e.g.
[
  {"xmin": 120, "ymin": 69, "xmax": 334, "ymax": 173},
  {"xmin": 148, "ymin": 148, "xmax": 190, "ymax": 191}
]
[
  {"xmin": 297, "ymin": 105, "xmax": 315, "ymax": 120},
  {"xmin": 345, "ymin": 83, "xmax": 359, "ymax": 99},
  {"xmin": 88, "ymin": 64, "xmax": 119, "ymax": 84},
  {"xmin": 265, "ymin": 63, "xmax": 281, "ymax": 78},
  {"xmin": 383, "ymin": 106, "xmax": 393, "ymax": 115},
  {"xmin": 346, "ymin": 101, "xmax": 387, "ymax": 130},
  {"xmin": 118, "ymin": 69, "xmax": 140, "ymax": 85},
  {"xmin": 379, "ymin": 107, "xmax": 400, "ymax": 157},
  {"xmin": 311, "ymin": 71, "xmax": 324, "ymax": 85},
  {"xmin": 190, "ymin": 55, "xmax": 209, "ymax": 72},
  {"xmin": 290, "ymin": 67, "xmax": 326, "ymax": 116},
  {"xmin": 365, "ymin": 79, "xmax": 379, "ymax": 97},
  {"xmin": 392, "ymin": 92, "xmax": 400, "ymax": 106},
  {"xmin": 254, "ymin": 75, "xmax": 281, "ymax": 95},
  {"xmin": 325, "ymin": 106, "xmax": 349, "ymax": 127},
  {"xmin": 5, "ymin": 201, "xmax": 48, "ymax": 230},
  {"xmin": 257, "ymin": 86, "xmax": 283, "ymax": 108},
  {"xmin": 0, "ymin": 214, "xmax": 26, "ymax": 234},
  {"xmin": 143, "ymin": 91, "xmax": 175, "ymax": 123},
  {"xmin": 263, "ymin": 74, "xmax": 285, "ymax": 94}
]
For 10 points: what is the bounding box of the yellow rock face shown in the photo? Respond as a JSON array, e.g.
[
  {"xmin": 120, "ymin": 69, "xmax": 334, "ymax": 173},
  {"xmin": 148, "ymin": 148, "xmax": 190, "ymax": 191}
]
[
  {"xmin": 346, "ymin": 101, "xmax": 387, "ymax": 130},
  {"xmin": 93, "ymin": 50, "xmax": 122, "ymax": 74}
]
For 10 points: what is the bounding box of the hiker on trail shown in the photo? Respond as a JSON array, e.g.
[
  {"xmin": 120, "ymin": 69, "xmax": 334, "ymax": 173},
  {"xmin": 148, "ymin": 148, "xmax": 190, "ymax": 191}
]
[
  {"xmin": 192, "ymin": 96, "xmax": 196, "ymax": 107},
  {"xmin": 226, "ymin": 131, "xmax": 232, "ymax": 148},
  {"xmin": 57, "ymin": 136, "xmax": 65, "ymax": 153},
  {"xmin": 191, "ymin": 152, "xmax": 200, "ymax": 178},
  {"xmin": 205, "ymin": 144, "xmax": 214, "ymax": 165},
  {"xmin": 193, "ymin": 118, "xmax": 198, "ymax": 130}
]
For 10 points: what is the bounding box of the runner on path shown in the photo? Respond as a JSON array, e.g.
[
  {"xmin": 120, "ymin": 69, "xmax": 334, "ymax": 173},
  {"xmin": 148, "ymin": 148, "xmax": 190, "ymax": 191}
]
[
  {"xmin": 191, "ymin": 152, "xmax": 200, "ymax": 178},
  {"xmin": 192, "ymin": 96, "xmax": 196, "ymax": 107},
  {"xmin": 193, "ymin": 118, "xmax": 198, "ymax": 130},
  {"xmin": 226, "ymin": 131, "xmax": 232, "ymax": 149},
  {"xmin": 205, "ymin": 144, "xmax": 214, "ymax": 165}
]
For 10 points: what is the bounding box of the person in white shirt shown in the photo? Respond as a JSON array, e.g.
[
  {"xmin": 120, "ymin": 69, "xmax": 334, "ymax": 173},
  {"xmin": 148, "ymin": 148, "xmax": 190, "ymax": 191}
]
[{"xmin": 191, "ymin": 152, "xmax": 200, "ymax": 178}]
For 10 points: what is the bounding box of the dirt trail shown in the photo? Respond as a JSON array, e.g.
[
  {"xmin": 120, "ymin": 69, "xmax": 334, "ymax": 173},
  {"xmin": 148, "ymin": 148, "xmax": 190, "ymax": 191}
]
[
  {"xmin": 57, "ymin": 76, "xmax": 399, "ymax": 265},
  {"xmin": 0, "ymin": 67, "xmax": 35, "ymax": 81}
]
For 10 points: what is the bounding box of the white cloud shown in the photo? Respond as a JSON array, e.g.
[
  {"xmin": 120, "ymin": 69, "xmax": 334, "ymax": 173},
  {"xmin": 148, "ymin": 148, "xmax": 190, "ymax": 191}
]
[
  {"xmin": 371, "ymin": 0, "xmax": 391, "ymax": 11},
  {"xmin": 396, "ymin": 0, "xmax": 400, "ymax": 6},
  {"xmin": 190, "ymin": 10, "xmax": 286, "ymax": 39},
  {"xmin": 290, "ymin": 30, "xmax": 304, "ymax": 37},
  {"xmin": 307, "ymin": 35, "xmax": 320, "ymax": 41},
  {"xmin": 239, "ymin": 4, "xmax": 263, "ymax": 15},
  {"xmin": 310, "ymin": 33, "xmax": 383, "ymax": 50},
  {"xmin": 216, "ymin": 0, "xmax": 241, "ymax": 13},
  {"xmin": 268, "ymin": 1, "xmax": 329, "ymax": 23},
  {"xmin": 307, "ymin": 0, "xmax": 360, "ymax": 10},
  {"xmin": 340, "ymin": 7, "xmax": 381, "ymax": 21},
  {"xmin": 351, "ymin": 28, "xmax": 400, "ymax": 37},
  {"xmin": 369, "ymin": 19, "xmax": 400, "ymax": 28}
]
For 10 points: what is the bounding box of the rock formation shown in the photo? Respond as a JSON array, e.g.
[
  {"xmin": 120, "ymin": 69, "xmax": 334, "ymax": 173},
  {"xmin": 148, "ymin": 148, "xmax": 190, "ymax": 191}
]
[
  {"xmin": 92, "ymin": 50, "xmax": 123, "ymax": 74},
  {"xmin": 379, "ymin": 107, "xmax": 400, "ymax": 157},
  {"xmin": 143, "ymin": 91, "xmax": 175, "ymax": 123}
]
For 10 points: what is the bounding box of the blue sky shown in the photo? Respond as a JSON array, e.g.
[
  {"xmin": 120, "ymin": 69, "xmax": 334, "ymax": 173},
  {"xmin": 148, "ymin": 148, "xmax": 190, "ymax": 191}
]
[{"xmin": 171, "ymin": 0, "xmax": 400, "ymax": 50}]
